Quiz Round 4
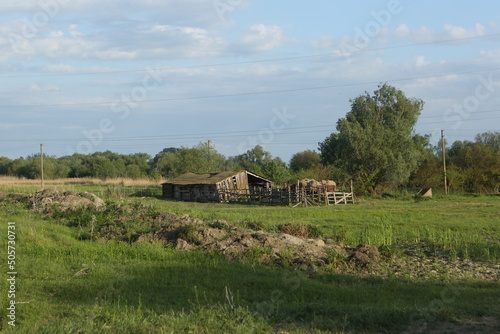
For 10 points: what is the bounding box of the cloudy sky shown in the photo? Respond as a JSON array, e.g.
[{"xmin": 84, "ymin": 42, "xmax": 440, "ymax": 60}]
[{"xmin": 1, "ymin": 0, "xmax": 499, "ymax": 161}]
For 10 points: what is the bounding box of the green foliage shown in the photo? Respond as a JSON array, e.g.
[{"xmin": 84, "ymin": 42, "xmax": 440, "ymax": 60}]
[
  {"xmin": 243, "ymin": 246, "xmax": 273, "ymax": 263},
  {"xmin": 319, "ymin": 83, "xmax": 428, "ymax": 192},
  {"xmin": 177, "ymin": 225, "xmax": 198, "ymax": 244},
  {"xmin": 149, "ymin": 143, "xmax": 228, "ymax": 178},
  {"xmin": 0, "ymin": 156, "xmax": 12, "ymax": 174},
  {"xmin": 229, "ymin": 145, "xmax": 292, "ymax": 183},
  {"xmin": 289, "ymin": 150, "xmax": 321, "ymax": 172},
  {"xmin": 411, "ymin": 154, "xmax": 442, "ymax": 189},
  {"xmin": 475, "ymin": 131, "xmax": 500, "ymax": 151},
  {"xmin": 261, "ymin": 158, "xmax": 291, "ymax": 183},
  {"xmin": 325, "ymin": 248, "xmax": 346, "ymax": 266},
  {"xmin": 448, "ymin": 141, "xmax": 500, "ymax": 193},
  {"xmin": 229, "ymin": 145, "xmax": 271, "ymax": 175},
  {"xmin": 412, "ymin": 131, "xmax": 500, "ymax": 194}
]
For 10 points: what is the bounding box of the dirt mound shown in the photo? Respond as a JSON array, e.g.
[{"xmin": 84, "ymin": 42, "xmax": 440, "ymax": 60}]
[
  {"xmin": 275, "ymin": 223, "xmax": 320, "ymax": 238},
  {"xmin": 203, "ymin": 230, "xmax": 331, "ymax": 267},
  {"xmin": 347, "ymin": 244, "xmax": 381, "ymax": 267},
  {"xmin": 130, "ymin": 212, "xmax": 499, "ymax": 279},
  {"xmin": 30, "ymin": 189, "xmax": 106, "ymax": 213},
  {"xmin": 130, "ymin": 211, "xmax": 373, "ymax": 269}
]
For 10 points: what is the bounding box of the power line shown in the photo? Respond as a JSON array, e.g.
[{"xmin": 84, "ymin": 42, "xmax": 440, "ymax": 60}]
[
  {"xmin": 417, "ymin": 115, "xmax": 500, "ymax": 126},
  {"xmin": 2, "ymin": 113, "xmax": 499, "ymax": 144},
  {"xmin": 2, "ymin": 66, "xmax": 500, "ymax": 109},
  {"xmin": 419, "ymin": 109, "xmax": 500, "ymax": 119},
  {"xmin": 0, "ymin": 126, "xmax": 335, "ymax": 143},
  {"xmin": 2, "ymin": 33, "xmax": 500, "ymax": 79}
]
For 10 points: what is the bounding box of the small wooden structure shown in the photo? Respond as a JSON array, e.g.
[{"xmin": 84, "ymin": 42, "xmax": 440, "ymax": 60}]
[
  {"xmin": 417, "ymin": 187, "xmax": 432, "ymax": 198},
  {"xmin": 162, "ymin": 170, "xmax": 272, "ymax": 202}
]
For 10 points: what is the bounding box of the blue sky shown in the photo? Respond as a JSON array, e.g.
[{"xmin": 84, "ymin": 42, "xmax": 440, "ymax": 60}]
[{"xmin": 1, "ymin": 0, "xmax": 499, "ymax": 162}]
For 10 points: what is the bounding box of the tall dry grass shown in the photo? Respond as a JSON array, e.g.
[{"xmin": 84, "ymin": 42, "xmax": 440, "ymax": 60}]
[
  {"xmin": 0, "ymin": 176, "xmax": 165, "ymax": 186},
  {"xmin": 0, "ymin": 176, "xmax": 167, "ymax": 195}
]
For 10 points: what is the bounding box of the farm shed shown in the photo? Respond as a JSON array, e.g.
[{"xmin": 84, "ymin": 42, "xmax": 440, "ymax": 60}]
[{"xmin": 162, "ymin": 170, "xmax": 272, "ymax": 202}]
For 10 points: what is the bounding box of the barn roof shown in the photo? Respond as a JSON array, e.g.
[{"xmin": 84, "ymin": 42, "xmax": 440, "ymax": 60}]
[{"xmin": 163, "ymin": 170, "xmax": 271, "ymax": 185}]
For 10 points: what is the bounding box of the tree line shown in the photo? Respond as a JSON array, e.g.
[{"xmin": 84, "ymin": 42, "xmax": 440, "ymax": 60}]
[
  {"xmin": 1, "ymin": 84, "xmax": 498, "ymax": 194},
  {"xmin": 0, "ymin": 144, "xmax": 293, "ymax": 183}
]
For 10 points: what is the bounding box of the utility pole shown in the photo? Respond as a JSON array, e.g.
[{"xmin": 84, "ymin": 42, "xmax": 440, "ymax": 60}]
[
  {"xmin": 207, "ymin": 140, "xmax": 211, "ymax": 173},
  {"xmin": 40, "ymin": 144, "xmax": 44, "ymax": 189},
  {"xmin": 441, "ymin": 130, "xmax": 448, "ymax": 195}
]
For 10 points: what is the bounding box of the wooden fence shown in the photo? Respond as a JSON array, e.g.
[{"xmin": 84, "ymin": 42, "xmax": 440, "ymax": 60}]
[{"xmin": 218, "ymin": 186, "xmax": 355, "ymax": 206}]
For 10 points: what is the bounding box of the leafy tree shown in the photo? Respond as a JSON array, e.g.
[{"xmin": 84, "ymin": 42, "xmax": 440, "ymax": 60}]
[
  {"xmin": 475, "ymin": 131, "xmax": 500, "ymax": 151},
  {"xmin": 289, "ymin": 150, "xmax": 321, "ymax": 172},
  {"xmin": 150, "ymin": 148, "xmax": 180, "ymax": 177},
  {"xmin": 125, "ymin": 164, "xmax": 142, "ymax": 179},
  {"xmin": 91, "ymin": 155, "xmax": 117, "ymax": 180},
  {"xmin": 230, "ymin": 145, "xmax": 272, "ymax": 174},
  {"xmin": 8, "ymin": 158, "xmax": 29, "ymax": 178},
  {"xmin": 319, "ymin": 83, "xmax": 428, "ymax": 192},
  {"xmin": 154, "ymin": 143, "xmax": 227, "ymax": 178},
  {"xmin": 60, "ymin": 154, "xmax": 92, "ymax": 178},
  {"xmin": 448, "ymin": 142, "xmax": 500, "ymax": 193},
  {"xmin": 410, "ymin": 154, "xmax": 442, "ymax": 189},
  {"xmin": 124, "ymin": 153, "xmax": 151, "ymax": 177},
  {"xmin": 261, "ymin": 157, "xmax": 291, "ymax": 183},
  {"xmin": 229, "ymin": 145, "xmax": 292, "ymax": 182},
  {"xmin": 0, "ymin": 157, "xmax": 12, "ymax": 175},
  {"xmin": 151, "ymin": 151, "xmax": 178, "ymax": 177}
]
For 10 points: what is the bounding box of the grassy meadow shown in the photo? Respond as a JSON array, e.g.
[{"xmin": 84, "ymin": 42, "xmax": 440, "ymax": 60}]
[{"xmin": 0, "ymin": 177, "xmax": 499, "ymax": 333}]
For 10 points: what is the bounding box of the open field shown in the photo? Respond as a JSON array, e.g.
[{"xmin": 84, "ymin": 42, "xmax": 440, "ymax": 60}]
[{"xmin": 0, "ymin": 178, "xmax": 499, "ymax": 333}]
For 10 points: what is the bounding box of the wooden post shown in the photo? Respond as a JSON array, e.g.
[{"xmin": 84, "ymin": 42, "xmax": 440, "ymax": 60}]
[
  {"xmin": 441, "ymin": 130, "xmax": 448, "ymax": 195},
  {"xmin": 350, "ymin": 179, "xmax": 354, "ymax": 204},
  {"xmin": 207, "ymin": 140, "xmax": 211, "ymax": 173},
  {"xmin": 40, "ymin": 144, "xmax": 44, "ymax": 189}
]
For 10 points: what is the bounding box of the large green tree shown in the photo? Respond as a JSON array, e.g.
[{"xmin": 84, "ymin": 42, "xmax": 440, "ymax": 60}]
[{"xmin": 319, "ymin": 83, "xmax": 429, "ymax": 192}]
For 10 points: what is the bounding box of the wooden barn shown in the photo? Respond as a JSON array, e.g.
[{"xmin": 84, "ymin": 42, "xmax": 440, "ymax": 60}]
[{"xmin": 162, "ymin": 170, "xmax": 272, "ymax": 202}]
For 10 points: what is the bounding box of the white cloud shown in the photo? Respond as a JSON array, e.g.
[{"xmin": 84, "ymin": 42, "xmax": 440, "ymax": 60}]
[
  {"xmin": 415, "ymin": 55, "xmax": 429, "ymax": 67},
  {"xmin": 30, "ymin": 83, "xmax": 61, "ymax": 93},
  {"xmin": 309, "ymin": 35, "xmax": 338, "ymax": 50},
  {"xmin": 0, "ymin": 18, "xmax": 230, "ymax": 61},
  {"xmin": 394, "ymin": 24, "xmax": 410, "ymax": 38},
  {"xmin": 29, "ymin": 83, "xmax": 60, "ymax": 92},
  {"xmin": 142, "ymin": 24, "xmax": 226, "ymax": 58},
  {"xmin": 410, "ymin": 26, "xmax": 437, "ymax": 43},
  {"xmin": 443, "ymin": 23, "xmax": 485, "ymax": 39},
  {"xmin": 94, "ymin": 49, "xmax": 137, "ymax": 60},
  {"xmin": 238, "ymin": 24, "xmax": 284, "ymax": 52},
  {"xmin": 409, "ymin": 23, "xmax": 486, "ymax": 44},
  {"xmin": 41, "ymin": 63, "xmax": 75, "ymax": 72},
  {"xmin": 479, "ymin": 49, "xmax": 500, "ymax": 58}
]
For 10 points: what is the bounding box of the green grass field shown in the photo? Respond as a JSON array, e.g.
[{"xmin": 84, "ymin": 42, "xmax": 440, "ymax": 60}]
[{"xmin": 0, "ymin": 179, "xmax": 499, "ymax": 333}]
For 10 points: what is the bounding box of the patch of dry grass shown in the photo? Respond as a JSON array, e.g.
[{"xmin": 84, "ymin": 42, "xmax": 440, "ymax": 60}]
[
  {"xmin": 0, "ymin": 176, "xmax": 164, "ymax": 186},
  {"xmin": 0, "ymin": 176, "xmax": 166, "ymax": 194}
]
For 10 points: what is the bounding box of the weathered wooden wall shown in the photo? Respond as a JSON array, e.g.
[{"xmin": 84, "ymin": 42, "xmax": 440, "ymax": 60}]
[
  {"xmin": 162, "ymin": 183, "xmax": 174, "ymax": 199},
  {"xmin": 173, "ymin": 184, "xmax": 219, "ymax": 202}
]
